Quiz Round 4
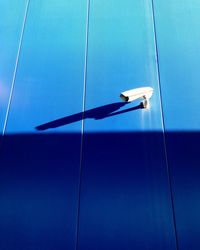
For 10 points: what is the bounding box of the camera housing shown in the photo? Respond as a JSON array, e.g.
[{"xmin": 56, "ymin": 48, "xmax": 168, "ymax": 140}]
[{"xmin": 120, "ymin": 87, "xmax": 153, "ymax": 108}]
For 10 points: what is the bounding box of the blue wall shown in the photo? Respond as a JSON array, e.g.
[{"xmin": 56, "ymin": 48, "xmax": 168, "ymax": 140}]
[{"xmin": 0, "ymin": 1, "xmax": 199, "ymax": 249}]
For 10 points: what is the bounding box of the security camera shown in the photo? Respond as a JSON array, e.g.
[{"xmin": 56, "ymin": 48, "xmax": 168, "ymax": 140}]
[{"xmin": 120, "ymin": 87, "xmax": 153, "ymax": 108}]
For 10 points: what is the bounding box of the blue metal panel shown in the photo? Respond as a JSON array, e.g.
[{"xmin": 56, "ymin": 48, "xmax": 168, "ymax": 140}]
[
  {"xmin": 0, "ymin": 0, "xmax": 87, "ymax": 249},
  {"xmin": 153, "ymin": 1, "xmax": 200, "ymax": 249},
  {"xmin": 153, "ymin": 0, "xmax": 200, "ymax": 131},
  {"xmin": 77, "ymin": 1, "xmax": 177, "ymax": 249},
  {"xmin": 0, "ymin": 0, "xmax": 28, "ymax": 134},
  {"xmin": 5, "ymin": 0, "xmax": 87, "ymax": 134}
]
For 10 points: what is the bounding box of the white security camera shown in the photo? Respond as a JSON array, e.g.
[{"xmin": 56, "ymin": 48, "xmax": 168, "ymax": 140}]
[{"xmin": 120, "ymin": 87, "xmax": 153, "ymax": 108}]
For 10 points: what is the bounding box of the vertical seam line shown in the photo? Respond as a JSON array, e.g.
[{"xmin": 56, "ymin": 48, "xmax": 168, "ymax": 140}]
[
  {"xmin": 75, "ymin": 0, "xmax": 90, "ymax": 249},
  {"xmin": 2, "ymin": 0, "xmax": 30, "ymax": 136},
  {"xmin": 150, "ymin": 0, "xmax": 179, "ymax": 249}
]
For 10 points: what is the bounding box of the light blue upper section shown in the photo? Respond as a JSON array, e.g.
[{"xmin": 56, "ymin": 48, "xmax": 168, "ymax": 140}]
[
  {"xmin": 5, "ymin": 0, "xmax": 87, "ymax": 134},
  {"xmin": 154, "ymin": 0, "xmax": 200, "ymax": 131},
  {"xmin": 84, "ymin": 0, "xmax": 164, "ymax": 132},
  {"xmin": 0, "ymin": 0, "xmax": 28, "ymax": 134}
]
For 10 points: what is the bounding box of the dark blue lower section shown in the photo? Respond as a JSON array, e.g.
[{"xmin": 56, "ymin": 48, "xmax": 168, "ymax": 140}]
[
  {"xmin": 0, "ymin": 134, "xmax": 82, "ymax": 250},
  {"xmin": 78, "ymin": 132, "xmax": 177, "ymax": 250},
  {"xmin": 2, "ymin": 132, "xmax": 196, "ymax": 249},
  {"xmin": 165, "ymin": 132, "xmax": 200, "ymax": 250}
]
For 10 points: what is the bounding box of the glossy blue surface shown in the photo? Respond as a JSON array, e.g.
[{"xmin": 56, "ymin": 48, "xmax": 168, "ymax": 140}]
[
  {"xmin": 0, "ymin": 0, "xmax": 28, "ymax": 134},
  {"xmin": 0, "ymin": 0, "xmax": 87, "ymax": 249},
  {"xmin": 77, "ymin": 1, "xmax": 177, "ymax": 249},
  {"xmin": 154, "ymin": 1, "xmax": 200, "ymax": 249}
]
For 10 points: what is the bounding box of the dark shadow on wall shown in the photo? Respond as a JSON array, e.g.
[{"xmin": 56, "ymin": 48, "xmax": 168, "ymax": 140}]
[
  {"xmin": 35, "ymin": 102, "xmax": 143, "ymax": 131},
  {"xmin": 0, "ymin": 132, "xmax": 199, "ymax": 250}
]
